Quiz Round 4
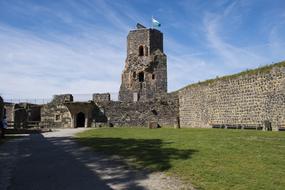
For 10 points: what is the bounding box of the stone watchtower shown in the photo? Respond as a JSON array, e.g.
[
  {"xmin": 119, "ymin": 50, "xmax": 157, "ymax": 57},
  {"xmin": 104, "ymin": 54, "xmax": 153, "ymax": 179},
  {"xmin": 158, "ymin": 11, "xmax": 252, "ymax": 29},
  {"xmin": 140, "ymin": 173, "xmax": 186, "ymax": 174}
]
[{"xmin": 119, "ymin": 24, "xmax": 167, "ymax": 102}]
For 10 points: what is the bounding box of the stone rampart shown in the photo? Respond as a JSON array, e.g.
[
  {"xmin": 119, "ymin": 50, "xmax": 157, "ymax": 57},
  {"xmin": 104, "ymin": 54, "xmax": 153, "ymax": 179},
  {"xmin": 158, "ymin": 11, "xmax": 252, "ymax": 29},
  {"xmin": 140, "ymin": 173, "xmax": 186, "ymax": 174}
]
[
  {"xmin": 178, "ymin": 63, "xmax": 285, "ymax": 131},
  {"xmin": 97, "ymin": 92, "xmax": 179, "ymax": 127}
]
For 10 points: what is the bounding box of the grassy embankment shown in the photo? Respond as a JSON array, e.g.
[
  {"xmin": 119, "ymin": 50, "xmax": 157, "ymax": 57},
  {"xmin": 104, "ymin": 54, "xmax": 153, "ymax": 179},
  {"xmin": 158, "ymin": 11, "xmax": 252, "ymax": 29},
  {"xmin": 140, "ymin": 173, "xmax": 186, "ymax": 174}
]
[
  {"xmin": 178, "ymin": 61, "xmax": 285, "ymax": 91},
  {"xmin": 76, "ymin": 128, "xmax": 285, "ymax": 190}
]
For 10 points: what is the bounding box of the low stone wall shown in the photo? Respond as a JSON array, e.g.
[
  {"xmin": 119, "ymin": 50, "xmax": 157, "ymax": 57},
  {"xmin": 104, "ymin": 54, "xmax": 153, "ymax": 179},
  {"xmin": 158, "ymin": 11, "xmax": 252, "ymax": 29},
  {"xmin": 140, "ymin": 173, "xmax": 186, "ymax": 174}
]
[
  {"xmin": 40, "ymin": 95, "xmax": 73, "ymax": 128},
  {"xmin": 97, "ymin": 93, "xmax": 179, "ymax": 127},
  {"xmin": 178, "ymin": 64, "xmax": 285, "ymax": 131},
  {"xmin": 40, "ymin": 103, "xmax": 72, "ymax": 128}
]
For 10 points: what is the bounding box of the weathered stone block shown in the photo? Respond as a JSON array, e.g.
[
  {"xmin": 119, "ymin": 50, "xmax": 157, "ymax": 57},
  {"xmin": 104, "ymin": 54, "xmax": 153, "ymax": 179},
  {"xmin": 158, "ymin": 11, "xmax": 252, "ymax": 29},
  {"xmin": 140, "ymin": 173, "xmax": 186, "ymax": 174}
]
[{"xmin": 93, "ymin": 93, "xmax": 110, "ymax": 102}]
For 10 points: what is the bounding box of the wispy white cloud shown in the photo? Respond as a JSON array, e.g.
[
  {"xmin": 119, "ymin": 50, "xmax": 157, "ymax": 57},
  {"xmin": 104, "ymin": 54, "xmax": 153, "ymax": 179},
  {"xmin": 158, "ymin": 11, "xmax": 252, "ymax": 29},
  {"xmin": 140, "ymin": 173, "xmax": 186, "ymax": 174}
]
[
  {"xmin": 0, "ymin": 0, "xmax": 285, "ymax": 100},
  {"xmin": 203, "ymin": 1, "xmax": 285, "ymax": 71},
  {"xmin": 163, "ymin": 0, "xmax": 285, "ymax": 91},
  {"xmin": 0, "ymin": 23, "xmax": 123, "ymax": 99},
  {"xmin": 0, "ymin": 0, "xmax": 157, "ymax": 99}
]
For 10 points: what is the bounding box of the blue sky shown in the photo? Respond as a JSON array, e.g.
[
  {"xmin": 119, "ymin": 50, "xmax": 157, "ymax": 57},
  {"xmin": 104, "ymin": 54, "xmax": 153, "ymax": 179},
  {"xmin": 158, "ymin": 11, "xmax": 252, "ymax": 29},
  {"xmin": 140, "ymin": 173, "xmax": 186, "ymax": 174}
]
[{"xmin": 0, "ymin": 0, "xmax": 285, "ymax": 100}]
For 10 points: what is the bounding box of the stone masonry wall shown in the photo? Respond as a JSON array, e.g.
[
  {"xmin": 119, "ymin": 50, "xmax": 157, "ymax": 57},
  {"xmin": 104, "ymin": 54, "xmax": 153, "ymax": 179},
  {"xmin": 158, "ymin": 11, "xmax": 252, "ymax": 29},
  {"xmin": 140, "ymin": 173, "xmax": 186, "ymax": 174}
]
[
  {"xmin": 119, "ymin": 28, "xmax": 167, "ymax": 102},
  {"xmin": 93, "ymin": 93, "xmax": 110, "ymax": 102},
  {"xmin": 40, "ymin": 103, "xmax": 71, "ymax": 128},
  {"xmin": 52, "ymin": 94, "xmax": 73, "ymax": 104},
  {"xmin": 97, "ymin": 92, "xmax": 179, "ymax": 127},
  {"xmin": 40, "ymin": 94, "xmax": 73, "ymax": 128},
  {"xmin": 3, "ymin": 103, "xmax": 41, "ymax": 128},
  {"xmin": 179, "ymin": 64, "xmax": 285, "ymax": 131}
]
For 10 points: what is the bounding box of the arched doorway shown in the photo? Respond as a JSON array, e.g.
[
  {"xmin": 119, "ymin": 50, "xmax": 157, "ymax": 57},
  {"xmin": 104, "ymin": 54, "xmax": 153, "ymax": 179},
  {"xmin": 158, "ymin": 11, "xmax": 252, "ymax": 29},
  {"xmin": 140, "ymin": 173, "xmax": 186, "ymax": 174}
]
[
  {"xmin": 138, "ymin": 72, "xmax": 144, "ymax": 82},
  {"xmin": 139, "ymin": 45, "xmax": 144, "ymax": 56},
  {"xmin": 76, "ymin": 112, "xmax": 85, "ymax": 128}
]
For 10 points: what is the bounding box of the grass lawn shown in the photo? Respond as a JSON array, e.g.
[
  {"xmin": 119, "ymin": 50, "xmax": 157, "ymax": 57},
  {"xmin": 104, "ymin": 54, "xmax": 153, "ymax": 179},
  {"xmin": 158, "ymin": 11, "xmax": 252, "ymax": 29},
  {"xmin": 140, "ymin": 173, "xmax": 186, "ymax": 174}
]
[{"xmin": 75, "ymin": 128, "xmax": 285, "ymax": 190}]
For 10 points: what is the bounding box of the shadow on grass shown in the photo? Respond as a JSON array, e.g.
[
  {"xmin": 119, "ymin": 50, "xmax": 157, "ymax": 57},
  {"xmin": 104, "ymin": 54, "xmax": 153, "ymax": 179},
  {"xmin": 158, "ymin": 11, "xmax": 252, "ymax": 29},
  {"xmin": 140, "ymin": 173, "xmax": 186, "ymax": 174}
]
[{"xmin": 76, "ymin": 137, "xmax": 197, "ymax": 171}]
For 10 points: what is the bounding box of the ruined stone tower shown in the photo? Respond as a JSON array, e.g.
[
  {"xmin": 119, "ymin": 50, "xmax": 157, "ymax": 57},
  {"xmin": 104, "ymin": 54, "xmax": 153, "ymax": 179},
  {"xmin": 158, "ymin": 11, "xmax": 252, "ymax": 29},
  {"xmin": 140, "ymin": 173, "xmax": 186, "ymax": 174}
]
[{"xmin": 119, "ymin": 25, "xmax": 167, "ymax": 102}]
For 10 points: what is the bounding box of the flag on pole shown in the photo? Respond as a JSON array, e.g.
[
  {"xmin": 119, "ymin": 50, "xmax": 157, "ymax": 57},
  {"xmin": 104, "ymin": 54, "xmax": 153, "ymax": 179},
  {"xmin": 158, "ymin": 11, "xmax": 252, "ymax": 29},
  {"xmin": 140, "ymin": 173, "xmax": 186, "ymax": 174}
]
[{"xmin": 152, "ymin": 17, "xmax": 161, "ymax": 27}]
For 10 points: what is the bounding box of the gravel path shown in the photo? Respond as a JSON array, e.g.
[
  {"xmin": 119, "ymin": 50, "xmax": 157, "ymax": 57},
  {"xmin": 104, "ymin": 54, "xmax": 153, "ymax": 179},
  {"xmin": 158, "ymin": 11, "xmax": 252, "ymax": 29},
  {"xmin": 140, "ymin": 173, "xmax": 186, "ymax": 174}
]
[{"xmin": 0, "ymin": 128, "xmax": 194, "ymax": 190}]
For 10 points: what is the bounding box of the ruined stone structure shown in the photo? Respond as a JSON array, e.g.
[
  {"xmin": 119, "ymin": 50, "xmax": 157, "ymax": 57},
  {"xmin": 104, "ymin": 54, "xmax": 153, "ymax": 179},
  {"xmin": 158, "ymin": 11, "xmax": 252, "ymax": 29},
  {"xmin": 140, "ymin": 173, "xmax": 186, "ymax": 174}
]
[
  {"xmin": 119, "ymin": 26, "xmax": 167, "ymax": 102},
  {"xmin": 179, "ymin": 63, "xmax": 285, "ymax": 131},
  {"xmin": 97, "ymin": 92, "xmax": 179, "ymax": 127},
  {"xmin": 3, "ymin": 102, "xmax": 41, "ymax": 128},
  {"xmin": 40, "ymin": 25, "xmax": 178, "ymax": 128},
  {"xmin": 93, "ymin": 93, "xmax": 111, "ymax": 102},
  {"xmin": 40, "ymin": 94, "xmax": 97, "ymax": 128},
  {"xmin": 34, "ymin": 25, "xmax": 285, "ymax": 131},
  {"xmin": 40, "ymin": 92, "xmax": 178, "ymax": 128}
]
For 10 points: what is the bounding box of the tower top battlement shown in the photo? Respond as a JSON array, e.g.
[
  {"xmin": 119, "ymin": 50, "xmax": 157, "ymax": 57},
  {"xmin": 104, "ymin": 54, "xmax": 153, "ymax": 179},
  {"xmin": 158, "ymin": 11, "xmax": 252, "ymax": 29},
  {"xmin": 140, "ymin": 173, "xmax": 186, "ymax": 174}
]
[{"xmin": 127, "ymin": 28, "xmax": 163, "ymax": 57}]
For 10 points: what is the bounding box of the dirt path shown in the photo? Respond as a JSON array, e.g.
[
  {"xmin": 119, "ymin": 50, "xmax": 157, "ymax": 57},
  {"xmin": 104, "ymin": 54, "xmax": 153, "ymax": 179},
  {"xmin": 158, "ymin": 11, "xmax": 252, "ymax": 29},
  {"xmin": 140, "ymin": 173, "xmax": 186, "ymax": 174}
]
[{"xmin": 0, "ymin": 128, "xmax": 193, "ymax": 190}]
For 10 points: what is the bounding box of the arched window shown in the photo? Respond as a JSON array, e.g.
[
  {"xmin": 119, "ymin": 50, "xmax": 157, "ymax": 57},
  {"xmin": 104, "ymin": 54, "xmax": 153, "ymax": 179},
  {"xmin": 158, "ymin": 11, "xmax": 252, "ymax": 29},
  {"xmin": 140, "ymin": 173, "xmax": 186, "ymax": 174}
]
[
  {"xmin": 139, "ymin": 45, "xmax": 144, "ymax": 56},
  {"xmin": 138, "ymin": 72, "xmax": 144, "ymax": 82},
  {"xmin": 152, "ymin": 74, "xmax": 155, "ymax": 80}
]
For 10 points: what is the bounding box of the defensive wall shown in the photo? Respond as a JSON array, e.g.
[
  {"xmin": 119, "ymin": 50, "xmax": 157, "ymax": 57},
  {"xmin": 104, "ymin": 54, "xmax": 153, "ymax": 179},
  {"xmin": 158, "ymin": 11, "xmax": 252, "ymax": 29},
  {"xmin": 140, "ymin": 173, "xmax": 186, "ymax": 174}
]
[
  {"xmin": 178, "ymin": 61, "xmax": 285, "ymax": 131},
  {"xmin": 97, "ymin": 92, "xmax": 179, "ymax": 127},
  {"xmin": 40, "ymin": 92, "xmax": 179, "ymax": 128}
]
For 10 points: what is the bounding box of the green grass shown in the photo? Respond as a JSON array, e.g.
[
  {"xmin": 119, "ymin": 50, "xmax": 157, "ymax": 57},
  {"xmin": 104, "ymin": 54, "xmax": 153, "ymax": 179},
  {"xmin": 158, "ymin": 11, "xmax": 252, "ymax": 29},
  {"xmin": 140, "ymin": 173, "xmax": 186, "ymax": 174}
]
[
  {"xmin": 76, "ymin": 128, "xmax": 285, "ymax": 190},
  {"xmin": 177, "ymin": 61, "xmax": 285, "ymax": 91}
]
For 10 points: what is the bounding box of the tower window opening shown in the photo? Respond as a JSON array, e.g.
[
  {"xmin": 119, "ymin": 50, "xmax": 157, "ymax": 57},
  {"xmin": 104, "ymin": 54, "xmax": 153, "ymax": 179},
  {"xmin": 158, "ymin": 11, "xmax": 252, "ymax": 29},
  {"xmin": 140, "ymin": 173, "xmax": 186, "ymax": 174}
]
[
  {"xmin": 145, "ymin": 46, "xmax": 148, "ymax": 56},
  {"xmin": 139, "ymin": 72, "xmax": 144, "ymax": 82},
  {"xmin": 55, "ymin": 114, "xmax": 61, "ymax": 121},
  {"xmin": 152, "ymin": 74, "xmax": 155, "ymax": 80},
  {"xmin": 133, "ymin": 72, "xmax": 136, "ymax": 78},
  {"xmin": 139, "ymin": 45, "xmax": 144, "ymax": 56}
]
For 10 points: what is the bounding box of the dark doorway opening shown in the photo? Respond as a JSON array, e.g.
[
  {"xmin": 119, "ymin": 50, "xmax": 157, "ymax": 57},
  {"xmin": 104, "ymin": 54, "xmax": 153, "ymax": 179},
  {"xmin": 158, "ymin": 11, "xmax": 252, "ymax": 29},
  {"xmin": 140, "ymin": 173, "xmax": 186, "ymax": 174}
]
[
  {"xmin": 139, "ymin": 45, "xmax": 144, "ymax": 56},
  {"xmin": 4, "ymin": 108, "xmax": 6, "ymax": 117},
  {"xmin": 139, "ymin": 72, "xmax": 144, "ymax": 82},
  {"xmin": 76, "ymin": 112, "xmax": 85, "ymax": 128}
]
